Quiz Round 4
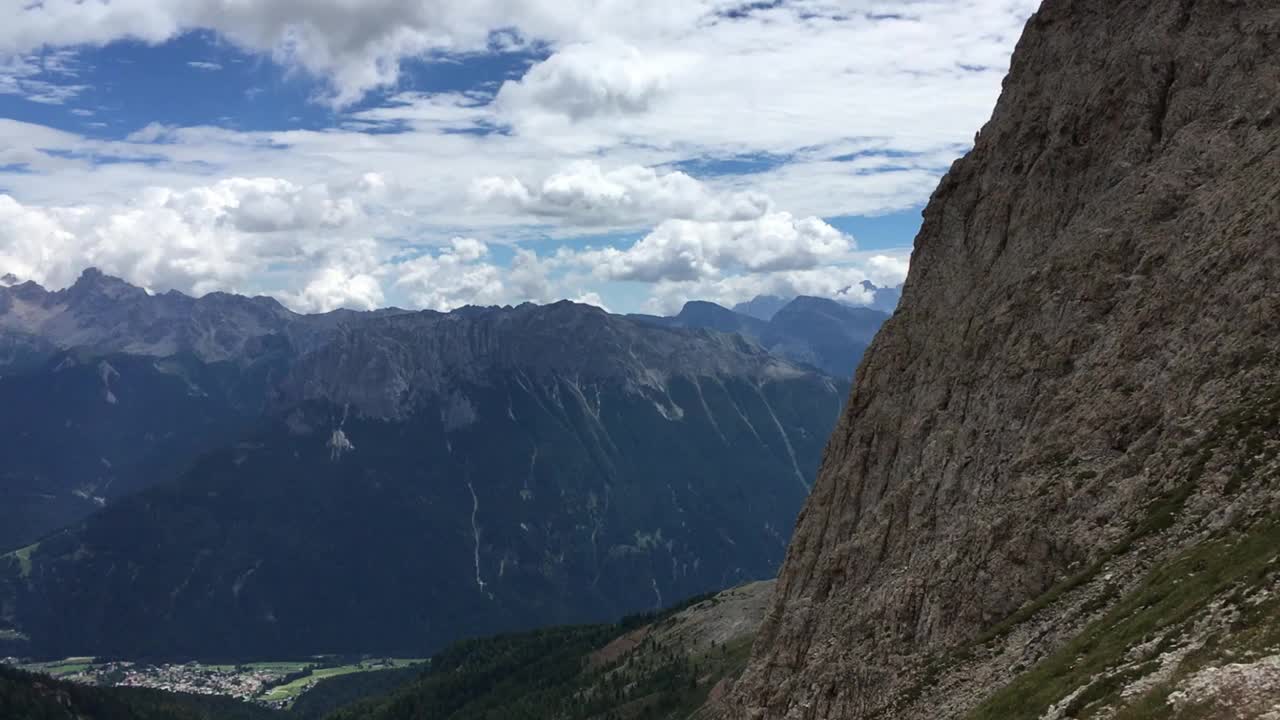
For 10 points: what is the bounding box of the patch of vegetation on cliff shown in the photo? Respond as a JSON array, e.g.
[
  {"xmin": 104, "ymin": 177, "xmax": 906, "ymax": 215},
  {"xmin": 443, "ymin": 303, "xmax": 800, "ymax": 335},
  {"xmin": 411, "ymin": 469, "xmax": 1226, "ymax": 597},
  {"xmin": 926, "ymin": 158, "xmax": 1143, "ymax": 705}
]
[
  {"xmin": 966, "ymin": 517, "xmax": 1280, "ymax": 720},
  {"xmin": 982, "ymin": 382, "xmax": 1279, "ymax": 650}
]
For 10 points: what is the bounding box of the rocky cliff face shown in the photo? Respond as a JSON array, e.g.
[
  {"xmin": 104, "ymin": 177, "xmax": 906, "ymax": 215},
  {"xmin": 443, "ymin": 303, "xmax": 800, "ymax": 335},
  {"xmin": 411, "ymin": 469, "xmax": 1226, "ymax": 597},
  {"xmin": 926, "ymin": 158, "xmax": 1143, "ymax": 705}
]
[{"xmin": 719, "ymin": 1, "xmax": 1280, "ymax": 717}]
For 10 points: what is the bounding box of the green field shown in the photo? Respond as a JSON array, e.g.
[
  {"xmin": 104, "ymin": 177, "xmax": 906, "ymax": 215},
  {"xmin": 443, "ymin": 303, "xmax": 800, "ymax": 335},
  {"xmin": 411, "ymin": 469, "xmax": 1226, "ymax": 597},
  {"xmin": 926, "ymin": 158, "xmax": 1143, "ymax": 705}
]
[
  {"xmin": 19, "ymin": 657, "xmax": 96, "ymax": 677},
  {"xmin": 261, "ymin": 660, "xmax": 426, "ymax": 703},
  {"xmin": 3, "ymin": 542, "xmax": 39, "ymax": 578}
]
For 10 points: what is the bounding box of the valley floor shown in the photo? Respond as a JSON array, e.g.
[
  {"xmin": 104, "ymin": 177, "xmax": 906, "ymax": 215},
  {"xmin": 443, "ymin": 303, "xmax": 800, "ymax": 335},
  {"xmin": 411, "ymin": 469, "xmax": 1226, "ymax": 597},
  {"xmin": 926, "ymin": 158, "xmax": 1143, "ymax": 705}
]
[{"xmin": 1, "ymin": 656, "xmax": 425, "ymax": 709}]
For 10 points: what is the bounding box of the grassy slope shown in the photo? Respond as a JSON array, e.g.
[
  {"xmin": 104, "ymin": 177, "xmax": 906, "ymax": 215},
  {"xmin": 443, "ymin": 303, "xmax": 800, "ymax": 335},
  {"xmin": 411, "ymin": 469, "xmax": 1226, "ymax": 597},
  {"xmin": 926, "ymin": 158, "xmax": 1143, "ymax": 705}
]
[{"xmin": 968, "ymin": 519, "xmax": 1280, "ymax": 719}]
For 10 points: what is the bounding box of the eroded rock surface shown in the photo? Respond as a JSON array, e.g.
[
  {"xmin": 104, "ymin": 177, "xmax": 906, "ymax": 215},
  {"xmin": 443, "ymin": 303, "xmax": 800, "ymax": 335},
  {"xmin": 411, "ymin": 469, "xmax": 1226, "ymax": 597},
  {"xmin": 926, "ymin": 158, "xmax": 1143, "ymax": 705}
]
[{"xmin": 720, "ymin": 0, "xmax": 1280, "ymax": 717}]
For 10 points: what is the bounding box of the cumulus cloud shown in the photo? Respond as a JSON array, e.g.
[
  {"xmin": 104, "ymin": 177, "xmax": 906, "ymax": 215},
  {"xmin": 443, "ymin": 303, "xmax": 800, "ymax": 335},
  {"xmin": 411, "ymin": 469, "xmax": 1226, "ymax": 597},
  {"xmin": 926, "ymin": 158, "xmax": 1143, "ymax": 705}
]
[
  {"xmin": 393, "ymin": 237, "xmax": 555, "ymax": 311},
  {"xmin": 282, "ymin": 266, "xmax": 385, "ymax": 313},
  {"xmin": 2, "ymin": 0, "xmax": 483, "ymax": 106},
  {"xmin": 2, "ymin": 0, "xmax": 693, "ymax": 107},
  {"xmin": 640, "ymin": 254, "xmax": 912, "ymax": 315},
  {"xmin": 471, "ymin": 161, "xmax": 770, "ymax": 226},
  {"xmin": 0, "ymin": 0, "xmax": 1039, "ymax": 313},
  {"xmin": 2, "ymin": 1, "xmax": 1039, "ymax": 114},
  {"xmin": 0, "ymin": 175, "xmax": 387, "ymax": 300},
  {"xmin": 572, "ymin": 212, "xmax": 854, "ymax": 283},
  {"xmin": 571, "ymin": 291, "xmax": 609, "ymax": 311},
  {"xmin": 494, "ymin": 41, "xmax": 695, "ymax": 121}
]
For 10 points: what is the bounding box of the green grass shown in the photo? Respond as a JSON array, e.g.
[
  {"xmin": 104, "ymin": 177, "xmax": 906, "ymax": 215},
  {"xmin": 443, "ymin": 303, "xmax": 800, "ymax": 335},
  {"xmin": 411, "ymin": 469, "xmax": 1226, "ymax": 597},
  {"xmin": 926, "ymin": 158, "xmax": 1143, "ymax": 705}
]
[
  {"xmin": 20, "ymin": 658, "xmax": 96, "ymax": 677},
  {"xmin": 261, "ymin": 660, "xmax": 426, "ymax": 703},
  {"xmin": 242, "ymin": 661, "xmax": 312, "ymax": 671},
  {"xmin": 4, "ymin": 542, "xmax": 39, "ymax": 578},
  {"xmin": 966, "ymin": 519, "xmax": 1280, "ymax": 720}
]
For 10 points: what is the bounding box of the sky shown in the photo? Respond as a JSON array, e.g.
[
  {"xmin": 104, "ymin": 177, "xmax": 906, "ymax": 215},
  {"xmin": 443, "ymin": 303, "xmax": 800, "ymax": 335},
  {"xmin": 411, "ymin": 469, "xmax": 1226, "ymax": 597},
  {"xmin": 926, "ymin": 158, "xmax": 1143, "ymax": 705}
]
[{"xmin": 0, "ymin": 0, "xmax": 1041, "ymax": 315}]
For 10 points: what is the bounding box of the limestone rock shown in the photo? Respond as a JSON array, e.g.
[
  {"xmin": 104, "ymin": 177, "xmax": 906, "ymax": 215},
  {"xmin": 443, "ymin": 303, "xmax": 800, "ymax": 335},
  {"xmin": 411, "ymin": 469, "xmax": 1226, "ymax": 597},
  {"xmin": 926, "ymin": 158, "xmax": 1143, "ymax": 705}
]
[{"xmin": 722, "ymin": 0, "xmax": 1280, "ymax": 717}]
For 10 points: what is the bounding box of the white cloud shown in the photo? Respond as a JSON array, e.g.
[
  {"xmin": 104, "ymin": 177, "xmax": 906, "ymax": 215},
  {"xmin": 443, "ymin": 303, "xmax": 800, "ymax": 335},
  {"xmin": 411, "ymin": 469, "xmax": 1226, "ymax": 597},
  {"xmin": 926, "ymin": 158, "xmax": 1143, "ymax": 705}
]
[
  {"xmin": 640, "ymin": 252, "xmax": 912, "ymax": 315},
  {"xmin": 0, "ymin": 0, "xmax": 1041, "ymax": 313},
  {"xmin": 1, "ymin": 0, "xmax": 652, "ymax": 107},
  {"xmin": 0, "ymin": 51, "xmax": 86, "ymax": 105},
  {"xmin": 187, "ymin": 60, "xmax": 223, "ymax": 71},
  {"xmin": 0, "ymin": 175, "xmax": 388, "ymax": 301},
  {"xmin": 494, "ymin": 41, "xmax": 695, "ymax": 121},
  {"xmin": 1, "ymin": 1, "xmax": 1039, "ymax": 115},
  {"xmin": 393, "ymin": 237, "xmax": 556, "ymax": 311},
  {"xmin": 573, "ymin": 212, "xmax": 854, "ymax": 283},
  {"xmin": 471, "ymin": 161, "xmax": 770, "ymax": 226},
  {"xmin": 571, "ymin": 291, "xmax": 609, "ymax": 311},
  {"xmin": 282, "ymin": 266, "xmax": 385, "ymax": 313}
]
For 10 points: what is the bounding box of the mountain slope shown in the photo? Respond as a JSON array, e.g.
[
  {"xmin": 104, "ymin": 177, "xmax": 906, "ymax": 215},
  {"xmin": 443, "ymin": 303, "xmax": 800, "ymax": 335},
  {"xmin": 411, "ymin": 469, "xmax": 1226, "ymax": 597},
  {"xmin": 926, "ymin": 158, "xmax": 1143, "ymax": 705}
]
[
  {"xmin": 0, "ymin": 352, "xmax": 269, "ymax": 550},
  {"xmin": 718, "ymin": 1, "xmax": 1280, "ymax": 718},
  {"xmin": 326, "ymin": 581, "xmax": 773, "ymax": 720},
  {"xmin": 760, "ymin": 297, "xmax": 886, "ymax": 379},
  {"xmin": 0, "ymin": 271, "xmax": 402, "ymax": 549},
  {"xmin": 0, "ymin": 303, "xmax": 844, "ymax": 660},
  {"xmin": 732, "ymin": 296, "xmax": 791, "ymax": 322}
]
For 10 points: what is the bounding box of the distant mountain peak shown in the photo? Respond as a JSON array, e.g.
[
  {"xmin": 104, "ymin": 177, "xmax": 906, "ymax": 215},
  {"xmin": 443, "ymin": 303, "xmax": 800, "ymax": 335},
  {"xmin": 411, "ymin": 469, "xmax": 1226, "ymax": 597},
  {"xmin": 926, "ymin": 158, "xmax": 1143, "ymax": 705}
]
[
  {"xmin": 0, "ymin": 273, "xmax": 18, "ymax": 288},
  {"xmin": 67, "ymin": 267, "xmax": 147, "ymax": 302},
  {"xmin": 731, "ymin": 295, "xmax": 791, "ymax": 321}
]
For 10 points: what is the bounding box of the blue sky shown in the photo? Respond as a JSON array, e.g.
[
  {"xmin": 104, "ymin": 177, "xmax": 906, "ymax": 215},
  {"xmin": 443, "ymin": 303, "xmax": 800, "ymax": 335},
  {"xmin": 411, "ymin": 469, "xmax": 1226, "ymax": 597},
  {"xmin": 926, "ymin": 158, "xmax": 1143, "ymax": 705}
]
[{"xmin": 0, "ymin": 0, "xmax": 1040, "ymax": 314}]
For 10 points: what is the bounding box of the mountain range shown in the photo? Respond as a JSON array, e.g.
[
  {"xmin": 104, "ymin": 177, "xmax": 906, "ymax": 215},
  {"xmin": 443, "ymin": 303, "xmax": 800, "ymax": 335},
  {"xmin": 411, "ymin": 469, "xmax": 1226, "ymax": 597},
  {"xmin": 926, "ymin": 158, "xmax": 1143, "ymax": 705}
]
[
  {"xmin": 732, "ymin": 282, "xmax": 902, "ymax": 321},
  {"xmin": 0, "ymin": 270, "xmax": 871, "ymax": 660},
  {"xmin": 632, "ymin": 295, "xmax": 888, "ymax": 379}
]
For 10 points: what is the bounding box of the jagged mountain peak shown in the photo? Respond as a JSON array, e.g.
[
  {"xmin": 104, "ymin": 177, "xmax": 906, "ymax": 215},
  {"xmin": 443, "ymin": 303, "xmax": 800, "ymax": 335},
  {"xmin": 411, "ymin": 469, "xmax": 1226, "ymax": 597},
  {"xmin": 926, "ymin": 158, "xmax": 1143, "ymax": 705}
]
[
  {"xmin": 66, "ymin": 266, "xmax": 147, "ymax": 301},
  {"xmin": 0, "ymin": 270, "xmax": 338, "ymax": 364}
]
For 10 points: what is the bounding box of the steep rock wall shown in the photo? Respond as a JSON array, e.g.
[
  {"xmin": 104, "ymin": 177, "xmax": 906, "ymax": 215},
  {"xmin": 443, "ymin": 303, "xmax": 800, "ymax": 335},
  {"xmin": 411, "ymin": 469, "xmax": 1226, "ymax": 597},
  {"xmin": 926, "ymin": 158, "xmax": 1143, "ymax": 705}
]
[{"xmin": 722, "ymin": 0, "xmax": 1280, "ymax": 717}]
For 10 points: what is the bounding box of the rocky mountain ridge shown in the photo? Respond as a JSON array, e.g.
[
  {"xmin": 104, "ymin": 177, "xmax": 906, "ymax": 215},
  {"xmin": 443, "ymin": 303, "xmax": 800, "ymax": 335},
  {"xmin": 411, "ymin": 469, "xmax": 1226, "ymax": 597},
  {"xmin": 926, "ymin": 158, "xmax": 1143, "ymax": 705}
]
[
  {"xmin": 715, "ymin": 0, "xmax": 1280, "ymax": 718},
  {"xmin": 0, "ymin": 272, "xmax": 850, "ymax": 660},
  {"xmin": 281, "ymin": 301, "xmax": 814, "ymax": 421},
  {"xmin": 0, "ymin": 268, "xmax": 424, "ymax": 372},
  {"xmin": 633, "ymin": 296, "xmax": 888, "ymax": 379},
  {"xmin": 0, "ymin": 270, "xmax": 853, "ymax": 553},
  {"xmin": 731, "ymin": 283, "xmax": 902, "ymax": 321}
]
